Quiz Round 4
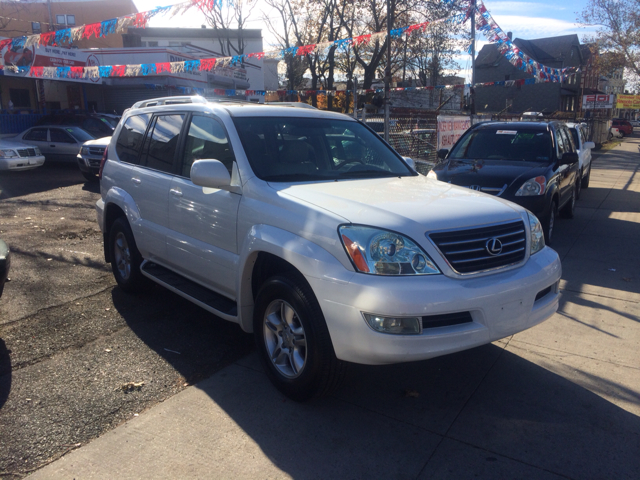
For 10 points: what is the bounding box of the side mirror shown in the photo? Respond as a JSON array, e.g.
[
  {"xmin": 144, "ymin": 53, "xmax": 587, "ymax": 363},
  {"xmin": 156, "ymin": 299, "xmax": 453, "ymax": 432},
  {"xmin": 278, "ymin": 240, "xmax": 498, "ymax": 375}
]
[
  {"xmin": 190, "ymin": 159, "xmax": 231, "ymax": 189},
  {"xmin": 402, "ymin": 156, "xmax": 416, "ymax": 171},
  {"xmin": 584, "ymin": 141, "xmax": 595, "ymax": 150},
  {"xmin": 560, "ymin": 152, "xmax": 579, "ymax": 165},
  {"xmin": 437, "ymin": 149, "xmax": 449, "ymax": 159}
]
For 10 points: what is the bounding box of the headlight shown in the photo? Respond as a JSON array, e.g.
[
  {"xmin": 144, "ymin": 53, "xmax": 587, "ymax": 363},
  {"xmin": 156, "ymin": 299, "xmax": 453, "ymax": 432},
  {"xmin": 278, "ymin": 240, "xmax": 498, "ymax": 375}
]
[
  {"xmin": 34, "ymin": 147, "xmax": 42, "ymax": 156},
  {"xmin": 80, "ymin": 146, "xmax": 90, "ymax": 155},
  {"xmin": 515, "ymin": 176, "xmax": 546, "ymax": 196},
  {"xmin": 527, "ymin": 211, "xmax": 545, "ymax": 255},
  {"xmin": 0, "ymin": 149, "xmax": 18, "ymax": 158},
  {"xmin": 339, "ymin": 225, "xmax": 440, "ymax": 275}
]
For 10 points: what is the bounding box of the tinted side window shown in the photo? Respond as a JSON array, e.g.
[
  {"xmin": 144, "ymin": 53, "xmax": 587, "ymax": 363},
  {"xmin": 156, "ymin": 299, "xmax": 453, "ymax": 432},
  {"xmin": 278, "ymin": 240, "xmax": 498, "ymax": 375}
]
[
  {"xmin": 24, "ymin": 128, "xmax": 47, "ymax": 142},
  {"xmin": 50, "ymin": 128, "xmax": 76, "ymax": 143},
  {"xmin": 143, "ymin": 114, "xmax": 185, "ymax": 174},
  {"xmin": 561, "ymin": 128, "xmax": 576, "ymax": 152},
  {"xmin": 555, "ymin": 129, "xmax": 567, "ymax": 155},
  {"xmin": 181, "ymin": 115, "xmax": 235, "ymax": 177},
  {"xmin": 115, "ymin": 114, "xmax": 151, "ymax": 165}
]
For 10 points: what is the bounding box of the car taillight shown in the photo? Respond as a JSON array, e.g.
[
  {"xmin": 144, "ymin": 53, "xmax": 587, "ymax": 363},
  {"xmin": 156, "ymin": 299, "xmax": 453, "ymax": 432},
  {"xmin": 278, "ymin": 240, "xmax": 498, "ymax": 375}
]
[{"xmin": 98, "ymin": 146, "xmax": 108, "ymax": 180}]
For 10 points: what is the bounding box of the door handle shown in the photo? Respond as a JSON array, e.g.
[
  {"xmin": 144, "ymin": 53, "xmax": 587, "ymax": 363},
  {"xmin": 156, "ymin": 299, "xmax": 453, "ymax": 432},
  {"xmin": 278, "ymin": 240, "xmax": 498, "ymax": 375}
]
[
  {"xmin": 170, "ymin": 188, "xmax": 183, "ymax": 197},
  {"xmin": 131, "ymin": 178, "xmax": 141, "ymax": 184}
]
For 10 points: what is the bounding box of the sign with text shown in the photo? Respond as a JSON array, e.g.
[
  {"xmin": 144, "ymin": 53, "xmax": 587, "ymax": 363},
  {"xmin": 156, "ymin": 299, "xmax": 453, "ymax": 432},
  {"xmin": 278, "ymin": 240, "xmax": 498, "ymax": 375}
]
[
  {"xmin": 582, "ymin": 94, "xmax": 614, "ymax": 109},
  {"xmin": 437, "ymin": 115, "xmax": 471, "ymax": 150},
  {"xmin": 616, "ymin": 94, "xmax": 640, "ymax": 109}
]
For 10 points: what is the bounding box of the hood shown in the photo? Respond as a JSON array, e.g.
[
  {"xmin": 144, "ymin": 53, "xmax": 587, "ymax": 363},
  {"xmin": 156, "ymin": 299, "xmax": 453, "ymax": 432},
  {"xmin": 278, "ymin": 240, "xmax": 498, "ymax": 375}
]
[
  {"xmin": 82, "ymin": 136, "xmax": 112, "ymax": 147},
  {"xmin": 272, "ymin": 175, "xmax": 524, "ymax": 234},
  {"xmin": 434, "ymin": 159, "xmax": 551, "ymax": 190},
  {"xmin": 0, "ymin": 138, "xmax": 36, "ymax": 149}
]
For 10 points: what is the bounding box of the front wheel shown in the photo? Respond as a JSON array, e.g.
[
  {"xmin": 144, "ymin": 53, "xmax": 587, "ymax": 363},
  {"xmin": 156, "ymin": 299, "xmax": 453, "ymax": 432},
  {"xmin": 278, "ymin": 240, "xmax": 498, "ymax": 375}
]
[
  {"xmin": 560, "ymin": 183, "xmax": 576, "ymax": 219},
  {"xmin": 543, "ymin": 200, "xmax": 558, "ymax": 245},
  {"xmin": 254, "ymin": 272, "xmax": 345, "ymax": 401},
  {"xmin": 108, "ymin": 218, "xmax": 152, "ymax": 292}
]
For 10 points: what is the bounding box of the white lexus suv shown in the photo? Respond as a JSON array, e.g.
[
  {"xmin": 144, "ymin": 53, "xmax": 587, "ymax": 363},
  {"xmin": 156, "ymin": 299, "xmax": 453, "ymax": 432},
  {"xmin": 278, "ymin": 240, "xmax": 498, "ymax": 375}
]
[{"xmin": 96, "ymin": 96, "xmax": 561, "ymax": 401}]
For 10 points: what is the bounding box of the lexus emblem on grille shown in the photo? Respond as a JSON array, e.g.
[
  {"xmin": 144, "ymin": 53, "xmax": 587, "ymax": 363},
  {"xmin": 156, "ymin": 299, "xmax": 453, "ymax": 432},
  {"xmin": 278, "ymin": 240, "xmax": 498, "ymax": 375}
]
[
  {"xmin": 485, "ymin": 238, "xmax": 503, "ymax": 256},
  {"xmin": 468, "ymin": 185, "xmax": 481, "ymax": 191}
]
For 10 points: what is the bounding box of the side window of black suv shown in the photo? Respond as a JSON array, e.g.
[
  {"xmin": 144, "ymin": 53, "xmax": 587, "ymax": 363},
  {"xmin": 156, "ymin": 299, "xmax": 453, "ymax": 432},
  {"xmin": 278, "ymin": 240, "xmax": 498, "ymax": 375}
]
[{"xmin": 115, "ymin": 114, "xmax": 151, "ymax": 165}]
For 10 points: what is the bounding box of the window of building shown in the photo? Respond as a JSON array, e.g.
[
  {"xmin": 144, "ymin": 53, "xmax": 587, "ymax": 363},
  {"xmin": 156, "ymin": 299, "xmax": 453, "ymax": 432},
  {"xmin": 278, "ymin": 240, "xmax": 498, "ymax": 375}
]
[
  {"xmin": 9, "ymin": 89, "xmax": 31, "ymax": 108},
  {"xmin": 66, "ymin": 15, "xmax": 75, "ymax": 26},
  {"xmin": 56, "ymin": 14, "xmax": 66, "ymax": 24},
  {"xmin": 32, "ymin": 22, "xmax": 41, "ymax": 34}
]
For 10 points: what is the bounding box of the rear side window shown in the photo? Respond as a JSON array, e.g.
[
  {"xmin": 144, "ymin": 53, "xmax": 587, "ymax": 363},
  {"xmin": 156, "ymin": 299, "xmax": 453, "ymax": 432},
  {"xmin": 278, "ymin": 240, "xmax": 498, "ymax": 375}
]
[
  {"xmin": 181, "ymin": 115, "xmax": 234, "ymax": 177},
  {"xmin": 142, "ymin": 114, "xmax": 185, "ymax": 174},
  {"xmin": 115, "ymin": 114, "xmax": 151, "ymax": 165},
  {"xmin": 24, "ymin": 128, "xmax": 47, "ymax": 142}
]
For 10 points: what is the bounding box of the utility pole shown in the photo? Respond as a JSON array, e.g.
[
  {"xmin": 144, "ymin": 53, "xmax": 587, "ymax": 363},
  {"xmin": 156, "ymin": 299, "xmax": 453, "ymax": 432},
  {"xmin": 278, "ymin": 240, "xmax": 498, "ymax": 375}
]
[
  {"xmin": 470, "ymin": 0, "xmax": 476, "ymax": 115},
  {"xmin": 384, "ymin": 0, "xmax": 391, "ymax": 142}
]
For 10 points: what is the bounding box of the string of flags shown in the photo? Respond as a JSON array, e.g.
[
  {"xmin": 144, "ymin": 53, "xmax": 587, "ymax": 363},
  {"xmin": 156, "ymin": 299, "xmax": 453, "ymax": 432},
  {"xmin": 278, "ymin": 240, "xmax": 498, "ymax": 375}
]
[
  {"xmin": 0, "ymin": 0, "xmax": 578, "ymax": 89},
  {"xmin": 474, "ymin": 0, "xmax": 579, "ymax": 83}
]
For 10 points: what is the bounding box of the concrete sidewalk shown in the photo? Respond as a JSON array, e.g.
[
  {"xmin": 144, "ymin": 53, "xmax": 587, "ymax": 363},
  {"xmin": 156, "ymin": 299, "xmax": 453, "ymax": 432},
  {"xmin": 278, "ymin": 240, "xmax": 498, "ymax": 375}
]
[{"xmin": 29, "ymin": 138, "xmax": 640, "ymax": 480}]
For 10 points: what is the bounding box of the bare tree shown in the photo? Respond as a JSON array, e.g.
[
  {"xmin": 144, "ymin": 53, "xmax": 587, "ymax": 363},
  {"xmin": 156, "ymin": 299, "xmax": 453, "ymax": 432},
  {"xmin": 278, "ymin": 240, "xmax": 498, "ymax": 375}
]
[
  {"xmin": 580, "ymin": 0, "xmax": 640, "ymax": 86},
  {"xmin": 199, "ymin": 0, "xmax": 257, "ymax": 56}
]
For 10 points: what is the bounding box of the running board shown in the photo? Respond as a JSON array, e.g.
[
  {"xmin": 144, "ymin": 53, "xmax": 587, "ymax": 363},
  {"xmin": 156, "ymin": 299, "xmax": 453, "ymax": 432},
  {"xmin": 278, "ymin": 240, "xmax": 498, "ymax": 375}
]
[{"xmin": 140, "ymin": 261, "xmax": 238, "ymax": 321}]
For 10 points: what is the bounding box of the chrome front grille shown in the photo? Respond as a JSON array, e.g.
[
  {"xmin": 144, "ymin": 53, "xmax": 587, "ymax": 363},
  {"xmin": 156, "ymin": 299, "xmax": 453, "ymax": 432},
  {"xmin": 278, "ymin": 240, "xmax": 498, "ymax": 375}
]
[
  {"xmin": 428, "ymin": 221, "xmax": 527, "ymax": 274},
  {"xmin": 17, "ymin": 148, "xmax": 36, "ymax": 157},
  {"xmin": 88, "ymin": 147, "xmax": 105, "ymax": 156}
]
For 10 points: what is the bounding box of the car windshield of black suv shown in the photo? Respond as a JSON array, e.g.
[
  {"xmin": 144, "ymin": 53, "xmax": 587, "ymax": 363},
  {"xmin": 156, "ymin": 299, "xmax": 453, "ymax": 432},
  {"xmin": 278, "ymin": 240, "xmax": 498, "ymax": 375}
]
[
  {"xmin": 449, "ymin": 128, "xmax": 552, "ymax": 163},
  {"xmin": 233, "ymin": 117, "xmax": 415, "ymax": 182}
]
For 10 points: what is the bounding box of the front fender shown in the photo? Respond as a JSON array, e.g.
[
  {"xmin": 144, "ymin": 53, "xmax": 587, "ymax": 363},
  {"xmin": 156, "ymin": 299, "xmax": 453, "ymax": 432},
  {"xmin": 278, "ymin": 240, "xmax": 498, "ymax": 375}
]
[{"xmin": 236, "ymin": 224, "xmax": 355, "ymax": 333}]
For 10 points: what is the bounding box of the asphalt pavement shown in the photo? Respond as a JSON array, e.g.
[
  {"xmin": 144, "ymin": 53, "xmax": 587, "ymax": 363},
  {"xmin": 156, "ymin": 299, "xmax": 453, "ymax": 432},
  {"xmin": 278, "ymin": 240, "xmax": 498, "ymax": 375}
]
[{"xmin": 13, "ymin": 136, "xmax": 640, "ymax": 479}]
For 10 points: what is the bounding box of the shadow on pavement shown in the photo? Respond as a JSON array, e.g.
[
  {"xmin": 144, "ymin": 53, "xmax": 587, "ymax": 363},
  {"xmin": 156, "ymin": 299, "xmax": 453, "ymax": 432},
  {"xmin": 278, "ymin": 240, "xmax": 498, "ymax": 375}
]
[
  {"xmin": 0, "ymin": 338, "xmax": 10, "ymax": 409},
  {"xmin": 0, "ymin": 162, "xmax": 85, "ymax": 200}
]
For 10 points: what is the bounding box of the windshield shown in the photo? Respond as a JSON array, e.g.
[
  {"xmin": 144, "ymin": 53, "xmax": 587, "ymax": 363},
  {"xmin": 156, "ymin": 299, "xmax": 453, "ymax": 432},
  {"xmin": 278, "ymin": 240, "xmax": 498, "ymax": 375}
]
[
  {"xmin": 67, "ymin": 128, "xmax": 95, "ymax": 142},
  {"xmin": 449, "ymin": 128, "xmax": 552, "ymax": 162},
  {"xmin": 233, "ymin": 117, "xmax": 415, "ymax": 181}
]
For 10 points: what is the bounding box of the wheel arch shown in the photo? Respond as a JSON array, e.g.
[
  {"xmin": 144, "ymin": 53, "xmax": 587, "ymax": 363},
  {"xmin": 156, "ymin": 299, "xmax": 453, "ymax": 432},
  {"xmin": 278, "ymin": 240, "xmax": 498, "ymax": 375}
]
[{"xmin": 101, "ymin": 187, "xmax": 141, "ymax": 263}]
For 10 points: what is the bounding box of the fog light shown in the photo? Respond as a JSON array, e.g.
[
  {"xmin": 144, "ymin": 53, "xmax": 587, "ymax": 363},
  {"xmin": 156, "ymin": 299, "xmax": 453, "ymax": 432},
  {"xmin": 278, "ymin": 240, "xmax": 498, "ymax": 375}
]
[{"xmin": 363, "ymin": 313, "xmax": 421, "ymax": 335}]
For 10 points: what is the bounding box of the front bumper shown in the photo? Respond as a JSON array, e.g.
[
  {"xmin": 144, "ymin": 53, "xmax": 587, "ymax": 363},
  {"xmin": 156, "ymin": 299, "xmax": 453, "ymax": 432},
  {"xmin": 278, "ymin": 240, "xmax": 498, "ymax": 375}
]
[
  {"xmin": 308, "ymin": 246, "xmax": 561, "ymax": 365},
  {"xmin": 0, "ymin": 155, "xmax": 45, "ymax": 171},
  {"xmin": 77, "ymin": 153, "xmax": 102, "ymax": 174}
]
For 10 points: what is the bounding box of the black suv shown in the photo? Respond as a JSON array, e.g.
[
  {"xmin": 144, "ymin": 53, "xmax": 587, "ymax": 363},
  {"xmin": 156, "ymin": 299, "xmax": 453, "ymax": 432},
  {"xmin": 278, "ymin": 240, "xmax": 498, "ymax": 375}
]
[{"xmin": 430, "ymin": 121, "xmax": 580, "ymax": 244}]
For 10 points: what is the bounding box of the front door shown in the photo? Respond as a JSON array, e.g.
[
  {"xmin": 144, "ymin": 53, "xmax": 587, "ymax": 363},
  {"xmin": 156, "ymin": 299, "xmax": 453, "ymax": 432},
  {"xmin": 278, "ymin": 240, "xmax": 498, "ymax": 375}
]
[{"xmin": 167, "ymin": 114, "xmax": 241, "ymax": 299}]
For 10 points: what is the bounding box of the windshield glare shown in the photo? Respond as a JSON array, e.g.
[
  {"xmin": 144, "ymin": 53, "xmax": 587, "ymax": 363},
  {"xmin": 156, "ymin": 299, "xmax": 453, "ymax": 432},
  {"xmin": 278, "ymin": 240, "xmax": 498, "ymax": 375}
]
[
  {"xmin": 449, "ymin": 128, "xmax": 552, "ymax": 162},
  {"xmin": 233, "ymin": 117, "xmax": 414, "ymax": 181}
]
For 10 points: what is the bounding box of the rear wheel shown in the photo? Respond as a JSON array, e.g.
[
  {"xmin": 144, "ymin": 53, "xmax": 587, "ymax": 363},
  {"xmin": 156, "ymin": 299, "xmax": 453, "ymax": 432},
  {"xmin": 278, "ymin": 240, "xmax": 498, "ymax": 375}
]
[
  {"xmin": 581, "ymin": 167, "xmax": 591, "ymax": 189},
  {"xmin": 576, "ymin": 169, "xmax": 583, "ymax": 200},
  {"xmin": 543, "ymin": 200, "xmax": 558, "ymax": 245},
  {"xmin": 254, "ymin": 272, "xmax": 345, "ymax": 401},
  {"xmin": 109, "ymin": 218, "xmax": 151, "ymax": 292}
]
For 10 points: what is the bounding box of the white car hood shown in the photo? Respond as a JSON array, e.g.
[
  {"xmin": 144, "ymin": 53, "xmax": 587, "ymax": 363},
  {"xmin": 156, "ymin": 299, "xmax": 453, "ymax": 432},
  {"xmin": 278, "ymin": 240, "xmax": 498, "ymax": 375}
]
[
  {"xmin": 0, "ymin": 138, "xmax": 35, "ymax": 149},
  {"xmin": 82, "ymin": 136, "xmax": 111, "ymax": 147},
  {"xmin": 272, "ymin": 175, "xmax": 524, "ymax": 233}
]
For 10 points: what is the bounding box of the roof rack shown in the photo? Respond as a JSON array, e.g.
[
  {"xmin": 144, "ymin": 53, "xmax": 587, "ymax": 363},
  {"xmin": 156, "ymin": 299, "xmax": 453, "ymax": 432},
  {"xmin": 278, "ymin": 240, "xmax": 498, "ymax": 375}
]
[{"xmin": 131, "ymin": 96, "xmax": 208, "ymax": 109}]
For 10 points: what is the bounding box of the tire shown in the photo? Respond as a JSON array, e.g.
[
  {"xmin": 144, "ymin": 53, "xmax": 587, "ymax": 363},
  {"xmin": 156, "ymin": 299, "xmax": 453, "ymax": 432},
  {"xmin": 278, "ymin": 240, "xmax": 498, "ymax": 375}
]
[
  {"xmin": 543, "ymin": 200, "xmax": 558, "ymax": 245},
  {"xmin": 253, "ymin": 272, "xmax": 346, "ymax": 401},
  {"xmin": 560, "ymin": 183, "xmax": 576, "ymax": 219},
  {"xmin": 581, "ymin": 166, "xmax": 591, "ymax": 189},
  {"xmin": 108, "ymin": 217, "xmax": 151, "ymax": 292},
  {"xmin": 81, "ymin": 171, "xmax": 98, "ymax": 182}
]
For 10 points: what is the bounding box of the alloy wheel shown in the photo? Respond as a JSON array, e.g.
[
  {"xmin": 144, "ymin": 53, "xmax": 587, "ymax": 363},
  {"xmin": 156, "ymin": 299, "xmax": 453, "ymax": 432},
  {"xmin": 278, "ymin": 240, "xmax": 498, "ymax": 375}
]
[
  {"xmin": 263, "ymin": 299, "xmax": 307, "ymax": 378},
  {"xmin": 113, "ymin": 232, "xmax": 132, "ymax": 281}
]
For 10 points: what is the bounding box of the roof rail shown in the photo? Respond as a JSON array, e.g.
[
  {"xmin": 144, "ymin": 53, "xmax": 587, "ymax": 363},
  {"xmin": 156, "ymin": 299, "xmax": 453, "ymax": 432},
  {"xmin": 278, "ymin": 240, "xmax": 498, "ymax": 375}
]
[{"xmin": 131, "ymin": 96, "xmax": 208, "ymax": 109}]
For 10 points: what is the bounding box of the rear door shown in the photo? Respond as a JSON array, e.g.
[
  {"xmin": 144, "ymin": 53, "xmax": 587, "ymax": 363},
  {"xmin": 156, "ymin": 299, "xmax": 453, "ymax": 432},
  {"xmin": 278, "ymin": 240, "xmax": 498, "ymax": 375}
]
[{"xmin": 166, "ymin": 113, "xmax": 241, "ymax": 298}]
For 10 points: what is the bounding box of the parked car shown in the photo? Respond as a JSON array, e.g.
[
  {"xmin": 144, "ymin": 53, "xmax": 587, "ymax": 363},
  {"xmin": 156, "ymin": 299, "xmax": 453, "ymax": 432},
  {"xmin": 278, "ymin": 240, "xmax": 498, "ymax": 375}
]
[
  {"xmin": 612, "ymin": 119, "xmax": 633, "ymax": 137},
  {"xmin": 35, "ymin": 114, "xmax": 114, "ymax": 138},
  {"xmin": 78, "ymin": 136, "xmax": 110, "ymax": 181},
  {"xmin": 0, "ymin": 138, "xmax": 45, "ymax": 171},
  {"xmin": 97, "ymin": 96, "xmax": 561, "ymax": 401},
  {"xmin": 429, "ymin": 121, "xmax": 580, "ymax": 244},
  {"xmin": 566, "ymin": 122, "xmax": 596, "ymax": 195},
  {"xmin": 0, "ymin": 239, "xmax": 10, "ymax": 299},
  {"xmin": 14, "ymin": 126, "xmax": 95, "ymax": 163}
]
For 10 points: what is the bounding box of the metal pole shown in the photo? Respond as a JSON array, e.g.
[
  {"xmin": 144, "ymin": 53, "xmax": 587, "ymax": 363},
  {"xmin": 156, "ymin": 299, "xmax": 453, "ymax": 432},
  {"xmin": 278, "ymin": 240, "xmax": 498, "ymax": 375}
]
[
  {"xmin": 470, "ymin": 0, "xmax": 476, "ymax": 115},
  {"xmin": 353, "ymin": 77, "xmax": 358, "ymax": 119},
  {"xmin": 384, "ymin": 0, "xmax": 391, "ymax": 142}
]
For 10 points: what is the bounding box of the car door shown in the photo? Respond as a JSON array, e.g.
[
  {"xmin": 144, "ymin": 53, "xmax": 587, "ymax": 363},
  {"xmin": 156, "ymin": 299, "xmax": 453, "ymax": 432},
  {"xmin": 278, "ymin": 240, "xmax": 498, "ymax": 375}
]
[
  {"xmin": 48, "ymin": 128, "xmax": 82, "ymax": 162},
  {"xmin": 20, "ymin": 128, "xmax": 49, "ymax": 155},
  {"xmin": 579, "ymin": 126, "xmax": 591, "ymax": 173},
  {"xmin": 166, "ymin": 113, "xmax": 241, "ymax": 299}
]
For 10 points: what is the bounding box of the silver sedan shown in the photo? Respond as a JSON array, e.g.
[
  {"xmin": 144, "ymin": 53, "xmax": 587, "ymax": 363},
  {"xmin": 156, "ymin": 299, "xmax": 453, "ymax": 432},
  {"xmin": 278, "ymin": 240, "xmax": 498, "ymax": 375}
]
[{"xmin": 14, "ymin": 126, "xmax": 95, "ymax": 163}]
